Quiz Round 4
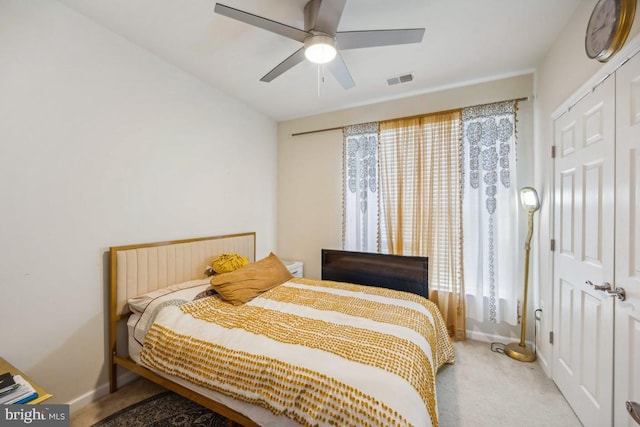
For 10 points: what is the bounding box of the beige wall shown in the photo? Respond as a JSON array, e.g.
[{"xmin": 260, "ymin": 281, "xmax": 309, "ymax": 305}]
[
  {"xmin": 533, "ymin": 0, "xmax": 640, "ymax": 374},
  {"xmin": 277, "ymin": 74, "xmax": 533, "ymax": 341}
]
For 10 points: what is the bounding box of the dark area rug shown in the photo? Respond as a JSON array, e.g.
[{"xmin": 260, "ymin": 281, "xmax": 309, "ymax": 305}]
[{"xmin": 91, "ymin": 391, "xmax": 231, "ymax": 427}]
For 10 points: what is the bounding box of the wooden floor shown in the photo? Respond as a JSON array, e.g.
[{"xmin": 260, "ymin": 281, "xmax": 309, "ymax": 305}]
[{"xmin": 70, "ymin": 378, "xmax": 165, "ymax": 426}]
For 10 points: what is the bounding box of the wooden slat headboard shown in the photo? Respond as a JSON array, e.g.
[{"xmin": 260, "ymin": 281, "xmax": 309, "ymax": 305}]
[{"xmin": 110, "ymin": 232, "xmax": 256, "ymax": 317}]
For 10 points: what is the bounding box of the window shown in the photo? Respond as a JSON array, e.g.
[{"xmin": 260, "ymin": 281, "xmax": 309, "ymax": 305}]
[
  {"xmin": 342, "ymin": 101, "xmax": 523, "ymax": 337},
  {"xmin": 343, "ymin": 111, "xmax": 465, "ymax": 339}
]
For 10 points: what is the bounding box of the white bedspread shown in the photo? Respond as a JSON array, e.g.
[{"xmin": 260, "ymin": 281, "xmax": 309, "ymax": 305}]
[{"xmin": 134, "ymin": 278, "xmax": 454, "ymax": 427}]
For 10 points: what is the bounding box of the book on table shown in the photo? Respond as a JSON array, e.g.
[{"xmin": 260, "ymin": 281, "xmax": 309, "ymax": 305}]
[
  {"xmin": 0, "ymin": 374, "xmax": 38, "ymax": 404},
  {"xmin": 0, "ymin": 372, "xmax": 17, "ymax": 395}
]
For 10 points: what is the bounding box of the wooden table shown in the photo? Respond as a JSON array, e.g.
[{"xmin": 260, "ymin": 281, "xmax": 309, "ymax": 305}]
[{"xmin": 0, "ymin": 357, "xmax": 52, "ymax": 404}]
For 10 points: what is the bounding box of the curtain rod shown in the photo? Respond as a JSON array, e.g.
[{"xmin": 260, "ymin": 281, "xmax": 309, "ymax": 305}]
[
  {"xmin": 291, "ymin": 126, "xmax": 344, "ymax": 137},
  {"xmin": 290, "ymin": 96, "xmax": 530, "ymax": 137}
]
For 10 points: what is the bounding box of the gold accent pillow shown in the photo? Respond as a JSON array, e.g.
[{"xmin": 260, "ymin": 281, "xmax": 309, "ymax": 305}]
[
  {"xmin": 210, "ymin": 253, "xmax": 249, "ymax": 274},
  {"xmin": 209, "ymin": 252, "xmax": 292, "ymax": 305}
]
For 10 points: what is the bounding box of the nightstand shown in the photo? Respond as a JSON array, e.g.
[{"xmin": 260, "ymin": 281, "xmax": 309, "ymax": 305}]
[
  {"xmin": 282, "ymin": 259, "xmax": 304, "ymax": 278},
  {"xmin": 0, "ymin": 357, "xmax": 52, "ymax": 404}
]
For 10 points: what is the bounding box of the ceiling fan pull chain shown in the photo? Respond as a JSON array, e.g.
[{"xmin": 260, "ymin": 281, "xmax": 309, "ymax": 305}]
[{"xmin": 317, "ymin": 64, "xmax": 326, "ymax": 97}]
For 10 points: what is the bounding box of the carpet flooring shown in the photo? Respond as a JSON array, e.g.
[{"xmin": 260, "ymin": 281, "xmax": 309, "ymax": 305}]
[{"xmin": 72, "ymin": 340, "xmax": 581, "ymax": 426}]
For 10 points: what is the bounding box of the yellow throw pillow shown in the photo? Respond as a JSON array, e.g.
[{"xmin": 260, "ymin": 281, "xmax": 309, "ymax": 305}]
[
  {"xmin": 210, "ymin": 253, "xmax": 249, "ymax": 274},
  {"xmin": 209, "ymin": 252, "xmax": 292, "ymax": 305}
]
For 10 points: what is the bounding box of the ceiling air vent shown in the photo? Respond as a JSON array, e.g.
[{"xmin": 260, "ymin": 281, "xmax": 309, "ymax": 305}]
[{"xmin": 387, "ymin": 73, "xmax": 414, "ymax": 86}]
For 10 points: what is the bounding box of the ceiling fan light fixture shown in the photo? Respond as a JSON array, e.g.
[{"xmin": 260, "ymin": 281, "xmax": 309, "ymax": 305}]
[{"xmin": 304, "ymin": 34, "xmax": 337, "ymax": 64}]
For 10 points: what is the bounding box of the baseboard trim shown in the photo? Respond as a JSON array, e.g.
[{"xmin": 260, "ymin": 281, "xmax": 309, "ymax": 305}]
[
  {"xmin": 67, "ymin": 370, "xmax": 138, "ymax": 413},
  {"xmin": 536, "ymin": 348, "xmax": 551, "ymax": 376},
  {"xmin": 466, "ymin": 330, "xmax": 550, "ymax": 376},
  {"xmin": 465, "ymin": 330, "xmax": 534, "ymax": 347}
]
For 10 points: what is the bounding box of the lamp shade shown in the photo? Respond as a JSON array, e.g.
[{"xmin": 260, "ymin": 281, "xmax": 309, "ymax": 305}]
[
  {"xmin": 304, "ymin": 35, "xmax": 337, "ymax": 64},
  {"xmin": 520, "ymin": 187, "xmax": 540, "ymax": 212}
]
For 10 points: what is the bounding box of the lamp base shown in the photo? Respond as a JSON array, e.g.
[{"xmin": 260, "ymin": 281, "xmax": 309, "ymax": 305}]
[{"xmin": 504, "ymin": 342, "xmax": 536, "ymax": 362}]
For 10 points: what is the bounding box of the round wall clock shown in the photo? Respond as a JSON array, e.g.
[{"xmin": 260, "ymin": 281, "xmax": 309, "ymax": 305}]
[{"xmin": 585, "ymin": 0, "xmax": 636, "ymax": 62}]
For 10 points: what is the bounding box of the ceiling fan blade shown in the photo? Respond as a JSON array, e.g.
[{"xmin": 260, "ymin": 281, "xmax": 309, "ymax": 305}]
[
  {"xmin": 336, "ymin": 28, "xmax": 425, "ymax": 50},
  {"xmin": 327, "ymin": 52, "xmax": 355, "ymax": 89},
  {"xmin": 304, "ymin": 0, "xmax": 346, "ymax": 34},
  {"xmin": 260, "ymin": 47, "xmax": 307, "ymax": 82},
  {"xmin": 215, "ymin": 3, "xmax": 309, "ymax": 43}
]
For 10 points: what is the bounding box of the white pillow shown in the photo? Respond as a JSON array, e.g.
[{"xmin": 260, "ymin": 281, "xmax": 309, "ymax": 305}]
[{"xmin": 127, "ymin": 278, "xmax": 211, "ymax": 314}]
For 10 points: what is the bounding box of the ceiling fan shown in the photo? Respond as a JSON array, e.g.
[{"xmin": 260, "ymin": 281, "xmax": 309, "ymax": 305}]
[{"xmin": 214, "ymin": 0, "xmax": 425, "ymax": 89}]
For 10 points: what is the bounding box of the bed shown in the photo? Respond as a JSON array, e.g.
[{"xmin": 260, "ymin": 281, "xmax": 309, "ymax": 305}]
[{"xmin": 109, "ymin": 232, "xmax": 454, "ymax": 427}]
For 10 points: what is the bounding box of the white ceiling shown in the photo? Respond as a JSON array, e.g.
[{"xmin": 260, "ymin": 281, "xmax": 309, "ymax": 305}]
[{"xmin": 59, "ymin": 0, "xmax": 583, "ymax": 121}]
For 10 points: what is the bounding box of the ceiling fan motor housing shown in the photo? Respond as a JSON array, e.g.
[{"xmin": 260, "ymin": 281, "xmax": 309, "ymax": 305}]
[{"xmin": 304, "ymin": 34, "xmax": 337, "ymax": 63}]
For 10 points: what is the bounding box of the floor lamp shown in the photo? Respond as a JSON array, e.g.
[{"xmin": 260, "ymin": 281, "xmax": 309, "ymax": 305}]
[{"xmin": 505, "ymin": 187, "xmax": 540, "ymax": 362}]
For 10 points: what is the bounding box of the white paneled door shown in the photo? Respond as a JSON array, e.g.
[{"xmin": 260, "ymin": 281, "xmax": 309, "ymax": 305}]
[
  {"xmin": 553, "ymin": 52, "xmax": 640, "ymax": 427},
  {"xmin": 553, "ymin": 75, "xmax": 616, "ymax": 427},
  {"xmin": 615, "ymin": 52, "xmax": 640, "ymax": 427}
]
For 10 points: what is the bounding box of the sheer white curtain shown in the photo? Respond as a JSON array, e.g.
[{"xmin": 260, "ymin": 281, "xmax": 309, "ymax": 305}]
[
  {"xmin": 462, "ymin": 101, "xmax": 519, "ymax": 325},
  {"xmin": 343, "ymin": 122, "xmax": 379, "ymax": 252}
]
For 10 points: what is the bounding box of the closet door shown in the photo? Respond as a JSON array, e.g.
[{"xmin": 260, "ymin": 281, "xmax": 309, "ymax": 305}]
[
  {"xmin": 614, "ymin": 52, "xmax": 640, "ymax": 427},
  {"xmin": 553, "ymin": 75, "xmax": 615, "ymax": 427}
]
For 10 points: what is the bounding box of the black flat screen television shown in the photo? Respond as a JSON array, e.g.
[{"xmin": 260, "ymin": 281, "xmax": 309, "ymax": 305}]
[{"xmin": 321, "ymin": 249, "xmax": 429, "ymax": 298}]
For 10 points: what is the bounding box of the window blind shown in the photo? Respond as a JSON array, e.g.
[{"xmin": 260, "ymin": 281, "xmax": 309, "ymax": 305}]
[{"xmin": 378, "ymin": 111, "xmax": 463, "ymax": 295}]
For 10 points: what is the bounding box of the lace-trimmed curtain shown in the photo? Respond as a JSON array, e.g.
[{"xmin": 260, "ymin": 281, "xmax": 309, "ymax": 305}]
[
  {"xmin": 343, "ymin": 122, "xmax": 379, "ymax": 252},
  {"xmin": 378, "ymin": 111, "xmax": 465, "ymax": 340},
  {"xmin": 462, "ymin": 101, "xmax": 519, "ymax": 324}
]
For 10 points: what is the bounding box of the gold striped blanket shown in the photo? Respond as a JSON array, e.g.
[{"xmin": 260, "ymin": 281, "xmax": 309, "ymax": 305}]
[{"xmin": 137, "ymin": 278, "xmax": 454, "ymax": 427}]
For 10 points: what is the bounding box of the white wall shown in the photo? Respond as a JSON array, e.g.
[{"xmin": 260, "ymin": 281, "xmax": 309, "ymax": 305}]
[
  {"xmin": 533, "ymin": 0, "xmax": 640, "ymax": 374},
  {"xmin": 278, "ymin": 73, "xmax": 534, "ymax": 342},
  {"xmin": 0, "ymin": 0, "xmax": 277, "ymax": 407}
]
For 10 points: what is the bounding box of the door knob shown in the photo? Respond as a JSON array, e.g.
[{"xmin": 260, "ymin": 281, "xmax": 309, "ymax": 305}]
[
  {"xmin": 627, "ymin": 401, "xmax": 640, "ymax": 425},
  {"xmin": 606, "ymin": 286, "xmax": 626, "ymax": 301},
  {"xmin": 585, "ymin": 280, "xmax": 611, "ymax": 291}
]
